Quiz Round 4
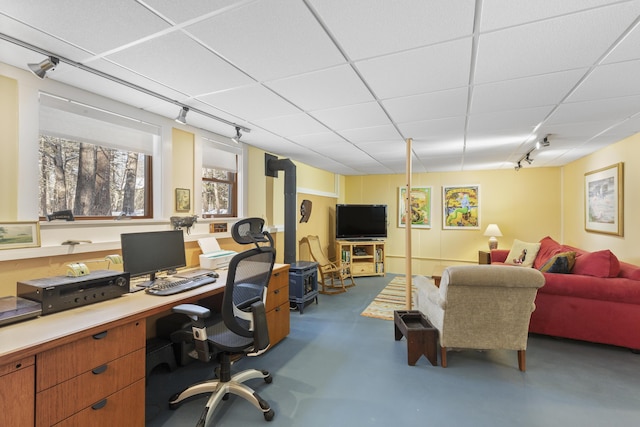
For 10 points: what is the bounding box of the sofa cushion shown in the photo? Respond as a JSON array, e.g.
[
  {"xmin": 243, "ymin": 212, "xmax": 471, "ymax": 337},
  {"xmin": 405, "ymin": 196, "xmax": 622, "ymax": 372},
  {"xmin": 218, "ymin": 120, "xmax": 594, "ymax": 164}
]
[
  {"xmin": 539, "ymin": 251, "xmax": 576, "ymax": 274},
  {"xmin": 505, "ymin": 239, "xmax": 541, "ymax": 268},
  {"xmin": 572, "ymin": 249, "xmax": 620, "ymax": 278},
  {"xmin": 533, "ymin": 236, "xmax": 564, "ymax": 269},
  {"xmin": 538, "ymin": 272, "xmax": 640, "ymax": 304},
  {"xmin": 618, "ymin": 261, "xmax": 640, "ymax": 281}
]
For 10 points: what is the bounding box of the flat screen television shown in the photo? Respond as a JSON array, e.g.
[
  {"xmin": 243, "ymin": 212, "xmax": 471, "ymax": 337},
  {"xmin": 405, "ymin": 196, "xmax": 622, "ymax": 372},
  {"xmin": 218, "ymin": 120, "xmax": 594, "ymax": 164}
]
[
  {"xmin": 120, "ymin": 230, "xmax": 186, "ymax": 285},
  {"xmin": 336, "ymin": 204, "xmax": 387, "ymax": 240}
]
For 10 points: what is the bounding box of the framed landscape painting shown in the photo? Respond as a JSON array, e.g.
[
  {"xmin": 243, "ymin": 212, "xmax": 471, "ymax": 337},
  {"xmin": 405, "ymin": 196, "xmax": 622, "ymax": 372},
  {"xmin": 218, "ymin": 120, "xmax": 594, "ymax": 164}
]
[
  {"xmin": 585, "ymin": 162, "xmax": 623, "ymax": 236},
  {"xmin": 0, "ymin": 221, "xmax": 41, "ymax": 250},
  {"xmin": 398, "ymin": 186, "xmax": 432, "ymax": 229},
  {"xmin": 443, "ymin": 185, "xmax": 480, "ymax": 229}
]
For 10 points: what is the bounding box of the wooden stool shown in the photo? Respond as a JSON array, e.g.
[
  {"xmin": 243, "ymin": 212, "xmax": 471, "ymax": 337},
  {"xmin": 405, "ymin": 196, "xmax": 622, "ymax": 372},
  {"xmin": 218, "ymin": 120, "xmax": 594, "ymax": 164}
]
[{"xmin": 394, "ymin": 310, "xmax": 438, "ymax": 366}]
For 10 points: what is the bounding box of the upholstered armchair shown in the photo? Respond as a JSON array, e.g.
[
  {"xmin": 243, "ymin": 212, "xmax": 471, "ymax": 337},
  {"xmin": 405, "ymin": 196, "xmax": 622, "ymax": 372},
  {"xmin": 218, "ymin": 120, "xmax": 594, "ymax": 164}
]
[{"xmin": 414, "ymin": 265, "xmax": 545, "ymax": 371}]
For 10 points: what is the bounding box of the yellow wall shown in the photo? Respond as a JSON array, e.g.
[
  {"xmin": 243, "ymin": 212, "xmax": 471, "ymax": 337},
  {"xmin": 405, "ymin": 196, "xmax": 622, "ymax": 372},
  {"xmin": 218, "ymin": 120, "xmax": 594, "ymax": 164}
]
[
  {"xmin": 172, "ymin": 128, "xmax": 194, "ymax": 214},
  {"xmin": 562, "ymin": 133, "xmax": 640, "ymax": 265},
  {"xmin": 0, "ymin": 75, "xmax": 18, "ymax": 220},
  {"xmin": 346, "ymin": 167, "xmax": 562, "ymax": 276}
]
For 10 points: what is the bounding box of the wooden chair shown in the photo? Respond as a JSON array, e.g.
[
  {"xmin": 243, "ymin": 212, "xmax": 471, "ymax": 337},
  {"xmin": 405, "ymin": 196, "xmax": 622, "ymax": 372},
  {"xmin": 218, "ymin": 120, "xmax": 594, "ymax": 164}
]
[{"xmin": 302, "ymin": 235, "xmax": 355, "ymax": 294}]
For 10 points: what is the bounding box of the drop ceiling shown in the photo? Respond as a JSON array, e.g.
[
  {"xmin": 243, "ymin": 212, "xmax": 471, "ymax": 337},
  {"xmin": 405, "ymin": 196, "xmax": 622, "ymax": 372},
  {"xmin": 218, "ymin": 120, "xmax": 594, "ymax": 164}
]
[{"xmin": 1, "ymin": 0, "xmax": 640, "ymax": 175}]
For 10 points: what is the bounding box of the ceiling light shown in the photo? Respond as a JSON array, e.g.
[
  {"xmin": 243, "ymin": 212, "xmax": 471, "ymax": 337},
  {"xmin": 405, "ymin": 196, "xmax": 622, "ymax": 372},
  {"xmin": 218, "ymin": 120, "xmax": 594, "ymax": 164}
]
[
  {"xmin": 231, "ymin": 126, "xmax": 242, "ymax": 143},
  {"xmin": 515, "ymin": 161, "xmax": 522, "ymax": 171},
  {"xmin": 536, "ymin": 136, "xmax": 550, "ymax": 149},
  {"xmin": 28, "ymin": 56, "xmax": 59, "ymax": 79},
  {"xmin": 175, "ymin": 107, "xmax": 189, "ymax": 124},
  {"xmin": 525, "ymin": 153, "xmax": 533, "ymax": 164}
]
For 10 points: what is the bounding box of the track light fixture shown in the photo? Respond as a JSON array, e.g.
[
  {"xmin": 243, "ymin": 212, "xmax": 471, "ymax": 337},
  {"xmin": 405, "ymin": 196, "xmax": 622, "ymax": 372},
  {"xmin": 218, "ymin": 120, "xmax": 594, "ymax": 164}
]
[
  {"xmin": 28, "ymin": 55, "xmax": 59, "ymax": 79},
  {"xmin": 175, "ymin": 106, "xmax": 189, "ymax": 124},
  {"xmin": 515, "ymin": 135, "xmax": 550, "ymax": 171},
  {"xmin": 231, "ymin": 126, "xmax": 242, "ymax": 143},
  {"xmin": 1, "ymin": 33, "xmax": 250, "ymax": 134}
]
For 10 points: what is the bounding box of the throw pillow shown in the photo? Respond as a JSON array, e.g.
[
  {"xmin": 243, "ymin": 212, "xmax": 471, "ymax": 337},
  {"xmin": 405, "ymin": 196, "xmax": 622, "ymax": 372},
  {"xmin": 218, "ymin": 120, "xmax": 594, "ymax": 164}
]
[
  {"xmin": 572, "ymin": 249, "xmax": 620, "ymax": 278},
  {"xmin": 539, "ymin": 251, "xmax": 576, "ymax": 274},
  {"xmin": 505, "ymin": 239, "xmax": 541, "ymax": 268},
  {"xmin": 533, "ymin": 236, "xmax": 563, "ymax": 269}
]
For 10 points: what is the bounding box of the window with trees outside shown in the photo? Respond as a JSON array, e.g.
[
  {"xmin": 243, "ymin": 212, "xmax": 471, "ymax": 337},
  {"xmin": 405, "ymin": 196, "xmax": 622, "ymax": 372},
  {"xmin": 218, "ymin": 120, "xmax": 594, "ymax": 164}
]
[
  {"xmin": 38, "ymin": 93, "xmax": 158, "ymax": 219},
  {"xmin": 202, "ymin": 139, "xmax": 238, "ymax": 218}
]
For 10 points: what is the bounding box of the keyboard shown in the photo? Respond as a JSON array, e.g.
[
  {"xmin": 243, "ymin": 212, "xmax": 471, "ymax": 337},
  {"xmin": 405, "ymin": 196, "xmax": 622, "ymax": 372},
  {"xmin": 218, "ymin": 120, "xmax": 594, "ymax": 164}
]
[{"xmin": 145, "ymin": 276, "xmax": 217, "ymax": 296}]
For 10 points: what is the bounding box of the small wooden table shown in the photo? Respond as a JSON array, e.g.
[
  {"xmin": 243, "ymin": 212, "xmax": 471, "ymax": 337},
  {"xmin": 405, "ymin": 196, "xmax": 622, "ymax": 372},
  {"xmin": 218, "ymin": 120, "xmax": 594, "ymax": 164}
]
[
  {"xmin": 431, "ymin": 265, "xmax": 447, "ymax": 287},
  {"xmin": 393, "ymin": 310, "xmax": 438, "ymax": 366}
]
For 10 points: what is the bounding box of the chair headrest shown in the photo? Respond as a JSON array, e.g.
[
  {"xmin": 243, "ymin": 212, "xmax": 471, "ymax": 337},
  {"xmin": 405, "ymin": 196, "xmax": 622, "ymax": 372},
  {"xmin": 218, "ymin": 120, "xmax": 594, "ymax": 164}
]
[{"xmin": 232, "ymin": 218, "xmax": 273, "ymax": 247}]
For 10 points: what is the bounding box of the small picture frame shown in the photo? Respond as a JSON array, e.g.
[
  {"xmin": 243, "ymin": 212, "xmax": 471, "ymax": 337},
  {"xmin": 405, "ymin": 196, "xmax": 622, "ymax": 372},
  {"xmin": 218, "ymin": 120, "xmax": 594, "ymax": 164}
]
[
  {"xmin": 0, "ymin": 221, "xmax": 41, "ymax": 250},
  {"xmin": 398, "ymin": 186, "xmax": 432, "ymax": 228},
  {"xmin": 585, "ymin": 162, "xmax": 623, "ymax": 236},
  {"xmin": 175, "ymin": 188, "xmax": 191, "ymax": 212}
]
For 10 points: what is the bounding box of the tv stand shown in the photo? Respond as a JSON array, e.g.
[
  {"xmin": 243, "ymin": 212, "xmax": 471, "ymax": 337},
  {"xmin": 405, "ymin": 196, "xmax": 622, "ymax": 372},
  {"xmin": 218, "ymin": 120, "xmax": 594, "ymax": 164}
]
[{"xmin": 336, "ymin": 240, "xmax": 385, "ymax": 277}]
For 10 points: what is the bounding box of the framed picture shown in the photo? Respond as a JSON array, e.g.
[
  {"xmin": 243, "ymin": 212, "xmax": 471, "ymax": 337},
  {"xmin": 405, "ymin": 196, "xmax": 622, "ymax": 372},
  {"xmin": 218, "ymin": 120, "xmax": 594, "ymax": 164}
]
[
  {"xmin": 443, "ymin": 185, "xmax": 480, "ymax": 229},
  {"xmin": 175, "ymin": 188, "xmax": 191, "ymax": 212},
  {"xmin": 398, "ymin": 186, "xmax": 432, "ymax": 228},
  {"xmin": 0, "ymin": 221, "xmax": 41, "ymax": 250},
  {"xmin": 585, "ymin": 162, "xmax": 623, "ymax": 236}
]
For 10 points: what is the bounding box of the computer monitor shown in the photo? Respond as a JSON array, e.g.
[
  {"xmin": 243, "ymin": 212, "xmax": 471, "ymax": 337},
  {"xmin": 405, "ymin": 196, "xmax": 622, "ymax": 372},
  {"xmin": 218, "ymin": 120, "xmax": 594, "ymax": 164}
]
[{"xmin": 120, "ymin": 230, "xmax": 186, "ymax": 285}]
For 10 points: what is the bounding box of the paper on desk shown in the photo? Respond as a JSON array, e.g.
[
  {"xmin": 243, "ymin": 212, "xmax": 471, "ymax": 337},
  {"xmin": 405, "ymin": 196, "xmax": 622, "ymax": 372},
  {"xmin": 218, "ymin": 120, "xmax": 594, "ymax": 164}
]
[{"xmin": 198, "ymin": 236, "xmax": 221, "ymax": 253}]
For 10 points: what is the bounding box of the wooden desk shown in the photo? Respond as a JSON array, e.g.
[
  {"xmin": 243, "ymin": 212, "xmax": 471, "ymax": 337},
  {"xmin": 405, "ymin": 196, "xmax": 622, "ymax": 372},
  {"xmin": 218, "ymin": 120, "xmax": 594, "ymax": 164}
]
[{"xmin": 0, "ymin": 264, "xmax": 289, "ymax": 427}]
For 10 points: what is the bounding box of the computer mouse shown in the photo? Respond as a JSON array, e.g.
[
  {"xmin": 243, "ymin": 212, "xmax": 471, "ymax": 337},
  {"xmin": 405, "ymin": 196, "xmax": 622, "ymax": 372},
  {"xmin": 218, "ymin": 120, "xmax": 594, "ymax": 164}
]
[{"xmin": 207, "ymin": 271, "xmax": 219, "ymax": 278}]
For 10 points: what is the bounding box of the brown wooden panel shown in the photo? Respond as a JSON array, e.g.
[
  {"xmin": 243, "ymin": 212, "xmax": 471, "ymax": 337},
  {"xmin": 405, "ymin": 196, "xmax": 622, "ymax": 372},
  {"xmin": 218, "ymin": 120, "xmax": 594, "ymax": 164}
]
[
  {"xmin": 36, "ymin": 349, "xmax": 144, "ymax": 427},
  {"xmin": 53, "ymin": 379, "xmax": 145, "ymax": 427},
  {"xmin": 37, "ymin": 320, "xmax": 145, "ymax": 391},
  {"xmin": 0, "ymin": 363, "xmax": 35, "ymax": 427}
]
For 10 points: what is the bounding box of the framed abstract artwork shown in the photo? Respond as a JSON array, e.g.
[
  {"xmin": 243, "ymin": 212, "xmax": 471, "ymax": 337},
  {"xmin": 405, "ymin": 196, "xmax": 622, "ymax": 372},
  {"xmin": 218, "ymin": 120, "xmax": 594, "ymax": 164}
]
[
  {"xmin": 443, "ymin": 185, "xmax": 480, "ymax": 229},
  {"xmin": 398, "ymin": 186, "xmax": 432, "ymax": 229},
  {"xmin": 585, "ymin": 162, "xmax": 623, "ymax": 236}
]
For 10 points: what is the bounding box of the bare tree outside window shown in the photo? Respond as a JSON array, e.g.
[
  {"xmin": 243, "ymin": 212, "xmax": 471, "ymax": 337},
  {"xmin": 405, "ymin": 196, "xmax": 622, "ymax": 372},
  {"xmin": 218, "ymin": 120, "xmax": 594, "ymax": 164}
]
[
  {"xmin": 202, "ymin": 167, "xmax": 236, "ymax": 217},
  {"xmin": 39, "ymin": 135, "xmax": 150, "ymax": 218}
]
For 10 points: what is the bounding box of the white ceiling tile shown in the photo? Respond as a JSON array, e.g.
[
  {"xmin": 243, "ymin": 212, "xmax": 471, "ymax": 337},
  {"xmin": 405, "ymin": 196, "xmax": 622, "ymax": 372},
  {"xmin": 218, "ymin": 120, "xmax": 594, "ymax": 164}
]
[
  {"xmin": 398, "ymin": 117, "xmax": 466, "ymax": 141},
  {"xmin": 184, "ymin": 0, "xmax": 345, "ymax": 81},
  {"xmin": 291, "ymin": 132, "xmax": 346, "ymax": 147},
  {"xmin": 106, "ymin": 32, "xmax": 253, "ymax": 95},
  {"xmin": 198, "ymin": 84, "xmax": 301, "ymax": 121},
  {"xmin": 547, "ymin": 95, "xmax": 640, "ymax": 124},
  {"xmin": 603, "ymin": 23, "xmax": 640, "ymax": 64},
  {"xmin": 474, "ymin": 3, "xmax": 640, "ymax": 84},
  {"xmin": 252, "ymin": 113, "xmax": 329, "ymax": 138},
  {"xmin": 338, "ymin": 125, "xmax": 403, "ymax": 142},
  {"xmin": 468, "ymin": 106, "xmax": 553, "ymax": 133},
  {"xmin": 383, "ymin": 87, "xmax": 468, "ymax": 124},
  {"xmin": 309, "ymin": 0, "xmax": 476, "ymax": 60},
  {"xmin": 310, "ymin": 102, "xmax": 391, "ymax": 131},
  {"xmin": 356, "ymin": 38, "xmax": 473, "ymax": 99},
  {"xmin": 567, "ymin": 60, "xmax": 640, "ymax": 102},
  {"xmin": 140, "ymin": 0, "xmax": 248, "ymax": 24},
  {"xmin": 0, "ymin": 0, "xmax": 170, "ymax": 54},
  {"xmin": 479, "ymin": 0, "xmax": 625, "ymax": 31},
  {"xmin": 471, "ymin": 69, "xmax": 586, "ymax": 114},
  {"xmin": 265, "ymin": 65, "xmax": 374, "ymax": 111}
]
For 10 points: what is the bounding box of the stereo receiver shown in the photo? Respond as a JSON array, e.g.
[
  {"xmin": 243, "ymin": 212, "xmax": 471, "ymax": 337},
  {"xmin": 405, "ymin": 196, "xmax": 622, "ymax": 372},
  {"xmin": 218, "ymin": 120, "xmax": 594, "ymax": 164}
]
[{"xmin": 17, "ymin": 270, "xmax": 130, "ymax": 315}]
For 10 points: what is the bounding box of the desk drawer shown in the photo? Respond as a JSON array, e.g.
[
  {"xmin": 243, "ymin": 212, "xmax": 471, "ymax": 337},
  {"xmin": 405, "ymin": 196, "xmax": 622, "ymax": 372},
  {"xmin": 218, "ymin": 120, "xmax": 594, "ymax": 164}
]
[
  {"xmin": 266, "ymin": 301, "xmax": 290, "ymax": 347},
  {"xmin": 53, "ymin": 379, "xmax": 145, "ymax": 427},
  {"xmin": 266, "ymin": 268, "xmax": 288, "ymax": 312},
  {"xmin": 36, "ymin": 349, "xmax": 144, "ymax": 427},
  {"xmin": 37, "ymin": 320, "xmax": 145, "ymax": 391},
  {"xmin": 352, "ymin": 263, "xmax": 375, "ymax": 274}
]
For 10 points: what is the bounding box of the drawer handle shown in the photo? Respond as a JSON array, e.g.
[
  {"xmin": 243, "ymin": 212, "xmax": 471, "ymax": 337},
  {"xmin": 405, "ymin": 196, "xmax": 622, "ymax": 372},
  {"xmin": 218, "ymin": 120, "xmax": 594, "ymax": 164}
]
[
  {"xmin": 92, "ymin": 331, "xmax": 108, "ymax": 340},
  {"xmin": 274, "ymin": 289, "xmax": 280, "ymax": 295},
  {"xmin": 275, "ymin": 306, "xmax": 281, "ymax": 312},
  {"xmin": 92, "ymin": 399, "xmax": 107, "ymax": 410},
  {"xmin": 92, "ymin": 364, "xmax": 108, "ymax": 375},
  {"xmin": 273, "ymin": 272, "xmax": 280, "ymax": 277}
]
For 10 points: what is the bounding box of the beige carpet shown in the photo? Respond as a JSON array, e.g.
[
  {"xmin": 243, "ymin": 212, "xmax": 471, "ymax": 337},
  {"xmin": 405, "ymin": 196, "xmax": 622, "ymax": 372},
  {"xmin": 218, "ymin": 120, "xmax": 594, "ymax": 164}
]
[{"xmin": 361, "ymin": 276, "xmax": 416, "ymax": 320}]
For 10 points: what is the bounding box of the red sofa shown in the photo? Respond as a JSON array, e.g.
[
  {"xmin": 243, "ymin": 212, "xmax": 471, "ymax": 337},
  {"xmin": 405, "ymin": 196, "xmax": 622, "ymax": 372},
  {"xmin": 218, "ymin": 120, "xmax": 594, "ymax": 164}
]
[{"xmin": 490, "ymin": 236, "xmax": 640, "ymax": 351}]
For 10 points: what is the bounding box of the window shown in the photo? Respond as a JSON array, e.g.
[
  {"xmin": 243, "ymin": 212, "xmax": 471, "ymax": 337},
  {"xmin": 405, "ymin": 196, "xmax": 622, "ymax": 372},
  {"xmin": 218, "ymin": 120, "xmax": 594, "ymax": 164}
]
[
  {"xmin": 38, "ymin": 93, "xmax": 157, "ymax": 219},
  {"xmin": 202, "ymin": 140, "xmax": 238, "ymax": 218}
]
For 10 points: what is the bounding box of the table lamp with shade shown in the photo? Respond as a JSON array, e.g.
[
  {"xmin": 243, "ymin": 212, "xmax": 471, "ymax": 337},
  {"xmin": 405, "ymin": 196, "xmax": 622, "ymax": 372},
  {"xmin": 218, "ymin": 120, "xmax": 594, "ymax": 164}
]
[{"xmin": 483, "ymin": 224, "xmax": 503, "ymax": 250}]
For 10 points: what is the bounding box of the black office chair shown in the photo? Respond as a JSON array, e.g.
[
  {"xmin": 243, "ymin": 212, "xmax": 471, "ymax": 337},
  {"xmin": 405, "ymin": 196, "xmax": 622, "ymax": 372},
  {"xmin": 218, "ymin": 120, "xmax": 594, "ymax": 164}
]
[{"xmin": 169, "ymin": 218, "xmax": 276, "ymax": 426}]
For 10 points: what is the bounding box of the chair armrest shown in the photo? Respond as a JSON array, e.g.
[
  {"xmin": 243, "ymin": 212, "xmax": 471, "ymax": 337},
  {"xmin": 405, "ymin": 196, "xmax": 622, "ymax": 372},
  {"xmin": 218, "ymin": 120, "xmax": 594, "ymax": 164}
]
[{"xmin": 173, "ymin": 303, "xmax": 211, "ymax": 320}]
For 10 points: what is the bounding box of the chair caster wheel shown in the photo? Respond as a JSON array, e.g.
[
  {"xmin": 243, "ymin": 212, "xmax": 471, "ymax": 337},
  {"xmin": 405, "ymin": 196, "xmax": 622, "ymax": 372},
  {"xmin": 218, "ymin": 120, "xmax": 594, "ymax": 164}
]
[
  {"xmin": 264, "ymin": 374, "xmax": 273, "ymax": 384},
  {"xmin": 264, "ymin": 408, "xmax": 275, "ymax": 421}
]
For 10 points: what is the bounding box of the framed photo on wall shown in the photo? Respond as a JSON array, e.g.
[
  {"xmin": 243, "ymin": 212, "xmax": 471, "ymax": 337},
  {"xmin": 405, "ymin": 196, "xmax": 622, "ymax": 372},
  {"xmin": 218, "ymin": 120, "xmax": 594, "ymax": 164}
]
[
  {"xmin": 585, "ymin": 162, "xmax": 623, "ymax": 236},
  {"xmin": 0, "ymin": 221, "xmax": 41, "ymax": 250},
  {"xmin": 398, "ymin": 186, "xmax": 432, "ymax": 229},
  {"xmin": 443, "ymin": 185, "xmax": 480, "ymax": 229},
  {"xmin": 175, "ymin": 188, "xmax": 191, "ymax": 212}
]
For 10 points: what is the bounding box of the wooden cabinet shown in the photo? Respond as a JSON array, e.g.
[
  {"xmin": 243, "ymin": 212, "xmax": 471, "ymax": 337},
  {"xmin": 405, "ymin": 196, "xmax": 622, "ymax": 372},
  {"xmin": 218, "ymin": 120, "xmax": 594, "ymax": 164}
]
[
  {"xmin": 265, "ymin": 265, "xmax": 290, "ymax": 347},
  {"xmin": 336, "ymin": 240, "xmax": 386, "ymax": 277},
  {"xmin": 0, "ymin": 356, "xmax": 35, "ymax": 427},
  {"xmin": 478, "ymin": 250, "xmax": 491, "ymax": 265},
  {"xmin": 36, "ymin": 320, "xmax": 146, "ymax": 426}
]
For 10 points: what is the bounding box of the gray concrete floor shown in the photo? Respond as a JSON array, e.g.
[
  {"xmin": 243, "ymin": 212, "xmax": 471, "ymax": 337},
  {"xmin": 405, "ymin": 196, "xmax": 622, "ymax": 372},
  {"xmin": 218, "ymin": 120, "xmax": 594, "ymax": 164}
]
[{"xmin": 145, "ymin": 274, "xmax": 640, "ymax": 426}]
